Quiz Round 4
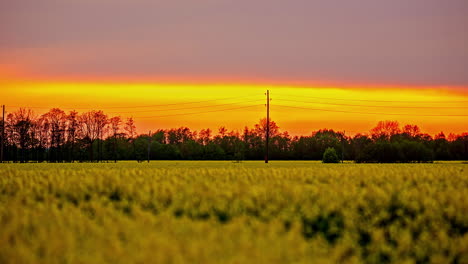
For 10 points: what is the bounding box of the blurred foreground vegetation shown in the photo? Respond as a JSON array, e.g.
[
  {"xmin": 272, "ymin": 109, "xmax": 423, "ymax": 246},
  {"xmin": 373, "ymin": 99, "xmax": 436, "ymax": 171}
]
[{"xmin": 0, "ymin": 161, "xmax": 467, "ymax": 263}]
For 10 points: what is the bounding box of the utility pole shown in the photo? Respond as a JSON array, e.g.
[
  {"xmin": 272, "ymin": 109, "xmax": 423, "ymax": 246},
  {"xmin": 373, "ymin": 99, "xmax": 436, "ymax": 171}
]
[
  {"xmin": 114, "ymin": 130, "xmax": 117, "ymax": 163},
  {"xmin": 1, "ymin": 105, "xmax": 4, "ymax": 163},
  {"xmin": 341, "ymin": 130, "xmax": 345, "ymax": 163},
  {"xmin": 98, "ymin": 128, "xmax": 101, "ymax": 163},
  {"xmin": 147, "ymin": 130, "xmax": 151, "ymax": 163},
  {"xmin": 265, "ymin": 90, "xmax": 270, "ymax": 163}
]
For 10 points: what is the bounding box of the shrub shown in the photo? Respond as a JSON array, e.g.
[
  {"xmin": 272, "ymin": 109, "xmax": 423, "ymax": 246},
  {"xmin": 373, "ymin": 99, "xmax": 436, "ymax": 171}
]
[{"xmin": 323, "ymin": 147, "xmax": 340, "ymax": 163}]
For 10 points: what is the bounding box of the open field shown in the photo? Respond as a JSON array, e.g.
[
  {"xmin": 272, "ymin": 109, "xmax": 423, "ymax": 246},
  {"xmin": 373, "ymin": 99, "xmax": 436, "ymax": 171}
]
[{"xmin": 1, "ymin": 161, "xmax": 467, "ymax": 264}]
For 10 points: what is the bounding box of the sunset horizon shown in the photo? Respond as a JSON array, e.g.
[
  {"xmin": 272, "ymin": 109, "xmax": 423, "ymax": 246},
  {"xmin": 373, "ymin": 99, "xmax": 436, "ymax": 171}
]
[{"xmin": 1, "ymin": 77, "xmax": 467, "ymax": 137}]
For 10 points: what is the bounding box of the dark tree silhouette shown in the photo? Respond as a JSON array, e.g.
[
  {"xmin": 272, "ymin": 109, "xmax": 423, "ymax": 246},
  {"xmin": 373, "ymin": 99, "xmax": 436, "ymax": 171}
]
[
  {"xmin": 79, "ymin": 111, "xmax": 108, "ymax": 162},
  {"xmin": 41, "ymin": 108, "xmax": 67, "ymax": 162},
  {"xmin": 1, "ymin": 109, "xmax": 467, "ymax": 163},
  {"xmin": 402, "ymin": 124, "xmax": 421, "ymax": 138},
  {"xmin": 198, "ymin": 128, "xmax": 212, "ymax": 146},
  {"xmin": 6, "ymin": 108, "xmax": 35, "ymax": 163},
  {"xmin": 66, "ymin": 111, "xmax": 79, "ymax": 162},
  {"xmin": 254, "ymin": 118, "xmax": 279, "ymax": 139},
  {"xmin": 370, "ymin": 120, "xmax": 401, "ymax": 140},
  {"xmin": 109, "ymin": 116, "xmax": 122, "ymax": 163}
]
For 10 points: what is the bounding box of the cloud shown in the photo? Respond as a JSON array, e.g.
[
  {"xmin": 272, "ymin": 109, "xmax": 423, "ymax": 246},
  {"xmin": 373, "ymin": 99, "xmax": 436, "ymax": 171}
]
[{"xmin": 1, "ymin": 0, "xmax": 468, "ymax": 87}]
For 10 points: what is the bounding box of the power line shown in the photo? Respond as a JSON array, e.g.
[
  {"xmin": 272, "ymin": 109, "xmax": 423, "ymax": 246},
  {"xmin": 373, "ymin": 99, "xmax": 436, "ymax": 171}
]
[
  {"xmin": 274, "ymin": 92, "xmax": 468, "ymax": 104},
  {"xmin": 136, "ymin": 104, "xmax": 263, "ymax": 119},
  {"xmin": 274, "ymin": 104, "xmax": 468, "ymax": 117},
  {"xmin": 107, "ymin": 99, "xmax": 264, "ymax": 114},
  {"xmin": 265, "ymin": 90, "xmax": 270, "ymax": 163},
  {"xmin": 274, "ymin": 98, "xmax": 468, "ymax": 109},
  {"xmin": 1, "ymin": 105, "xmax": 4, "ymax": 163},
  {"xmin": 9, "ymin": 94, "xmax": 261, "ymax": 110}
]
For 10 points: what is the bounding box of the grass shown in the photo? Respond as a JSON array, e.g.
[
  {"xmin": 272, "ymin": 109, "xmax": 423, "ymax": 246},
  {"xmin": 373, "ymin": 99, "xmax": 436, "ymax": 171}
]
[{"xmin": 1, "ymin": 161, "xmax": 467, "ymax": 263}]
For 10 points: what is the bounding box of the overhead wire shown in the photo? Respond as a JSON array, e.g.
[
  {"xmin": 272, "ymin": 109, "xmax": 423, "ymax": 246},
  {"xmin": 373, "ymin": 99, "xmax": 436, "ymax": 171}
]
[
  {"xmin": 5, "ymin": 94, "xmax": 265, "ymax": 119},
  {"xmin": 274, "ymin": 104, "xmax": 468, "ymax": 117},
  {"xmin": 107, "ymin": 99, "xmax": 264, "ymax": 114},
  {"xmin": 136, "ymin": 104, "xmax": 264, "ymax": 119},
  {"xmin": 274, "ymin": 98, "xmax": 468, "ymax": 109},
  {"xmin": 5, "ymin": 91, "xmax": 468, "ymax": 119},
  {"xmin": 9, "ymin": 94, "xmax": 262, "ymax": 110},
  {"xmin": 273, "ymin": 92, "xmax": 468, "ymax": 104}
]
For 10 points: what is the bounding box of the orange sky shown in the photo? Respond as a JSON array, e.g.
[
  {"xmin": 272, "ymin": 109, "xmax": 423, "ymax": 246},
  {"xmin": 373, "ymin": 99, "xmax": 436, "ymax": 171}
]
[
  {"xmin": 1, "ymin": 78, "xmax": 467, "ymax": 137},
  {"xmin": 2, "ymin": 1, "xmax": 467, "ymax": 138}
]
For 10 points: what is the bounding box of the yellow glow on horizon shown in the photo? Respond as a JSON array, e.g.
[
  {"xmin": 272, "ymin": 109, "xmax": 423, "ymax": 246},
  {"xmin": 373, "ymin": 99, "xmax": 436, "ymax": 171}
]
[{"xmin": 1, "ymin": 79, "xmax": 467, "ymax": 136}]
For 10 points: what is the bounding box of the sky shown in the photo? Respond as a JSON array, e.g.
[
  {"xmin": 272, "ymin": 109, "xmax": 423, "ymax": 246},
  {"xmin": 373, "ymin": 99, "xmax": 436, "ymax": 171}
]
[{"xmin": 1, "ymin": 0, "xmax": 467, "ymax": 136}]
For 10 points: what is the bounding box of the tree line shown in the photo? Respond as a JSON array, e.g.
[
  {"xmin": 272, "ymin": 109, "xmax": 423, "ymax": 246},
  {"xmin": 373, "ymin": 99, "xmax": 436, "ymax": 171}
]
[{"xmin": 1, "ymin": 108, "xmax": 467, "ymax": 163}]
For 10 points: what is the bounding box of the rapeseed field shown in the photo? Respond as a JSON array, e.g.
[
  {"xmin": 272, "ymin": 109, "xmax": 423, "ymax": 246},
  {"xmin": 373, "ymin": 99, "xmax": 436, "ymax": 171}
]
[{"xmin": 0, "ymin": 161, "xmax": 467, "ymax": 263}]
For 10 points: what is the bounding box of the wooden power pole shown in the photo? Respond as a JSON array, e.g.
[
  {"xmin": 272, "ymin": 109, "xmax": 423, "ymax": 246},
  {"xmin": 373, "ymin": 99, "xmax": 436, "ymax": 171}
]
[
  {"xmin": 147, "ymin": 130, "xmax": 151, "ymax": 163},
  {"xmin": 1, "ymin": 105, "xmax": 4, "ymax": 163},
  {"xmin": 265, "ymin": 90, "xmax": 270, "ymax": 163},
  {"xmin": 341, "ymin": 130, "xmax": 345, "ymax": 163}
]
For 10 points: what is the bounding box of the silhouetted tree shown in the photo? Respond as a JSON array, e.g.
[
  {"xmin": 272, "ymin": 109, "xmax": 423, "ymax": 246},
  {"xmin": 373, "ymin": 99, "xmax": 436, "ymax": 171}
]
[
  {"xmin": 254, "ymin": 118, "xmax": 280, "ymax": 139},
  {"xmin": 351, "ymin": 134, "xmax": 372, "ymax": 163},
  {"xmin": 370, "ymin": 120, "xmax": 400, "ymax": 140},
  {"xmin": 66, "ymin": 111, "xmax": 79, "ymax": 162},
  {"xmin": 41, "ymin": 108, "xmax": 67, "ymax": 162},
  {"xmin": 1, "ymin": 109, "xmax": 467, "ymax": 163},
  {"xmin": 79, "ymin": 110, "xmax": 108, "ymax": 162},
  {"xmin": 7, "ymin": 108, "xmax": 36, "ymax": 163},
  {"xmin": 124, "ymin": 117, "xmax": 137, "ymax": 160},
  {"xmin": 402, "ymin": 124, "xmax": 421, "ymax": 138},
  {"xmin": 198, "ymin": 128, "xmax": 212, "ymax": 146},
  {"xmin": 323, "ymin": 147, "xmax": 339, "ymax": 163},
  {"xmin": 109, "ymin": 116, "xmax": 122, "ymax": 163}
]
